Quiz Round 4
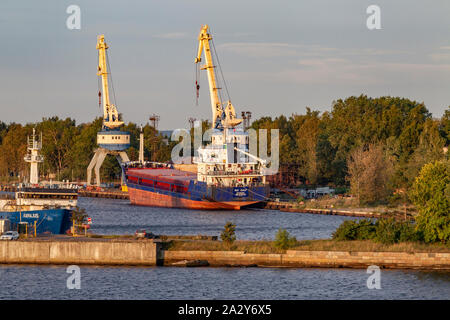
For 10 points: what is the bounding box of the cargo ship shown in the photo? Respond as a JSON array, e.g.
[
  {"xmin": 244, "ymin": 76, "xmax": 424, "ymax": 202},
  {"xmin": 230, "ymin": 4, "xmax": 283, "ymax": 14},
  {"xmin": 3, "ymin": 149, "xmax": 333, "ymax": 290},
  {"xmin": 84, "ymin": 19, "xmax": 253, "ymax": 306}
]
[
  {"xmin": 0, "ymin": 129, "xmax": 78, "ymax": 235},
  {"xmin": 124, "ymin": 153, "xmax": 269, "ymax": 210},
  {"xmin": 123, "ymin": 25, "xmax": 271, "ymax": 210}
]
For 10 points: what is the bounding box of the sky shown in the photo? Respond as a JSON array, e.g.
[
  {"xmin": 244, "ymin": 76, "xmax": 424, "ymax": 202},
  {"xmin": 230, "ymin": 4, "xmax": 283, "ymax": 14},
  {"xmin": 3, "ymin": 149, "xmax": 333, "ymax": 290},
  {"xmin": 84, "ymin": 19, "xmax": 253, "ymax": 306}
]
[{"xmin": 1, "ymin": 0, "xmax": 450, "ymax": 130}]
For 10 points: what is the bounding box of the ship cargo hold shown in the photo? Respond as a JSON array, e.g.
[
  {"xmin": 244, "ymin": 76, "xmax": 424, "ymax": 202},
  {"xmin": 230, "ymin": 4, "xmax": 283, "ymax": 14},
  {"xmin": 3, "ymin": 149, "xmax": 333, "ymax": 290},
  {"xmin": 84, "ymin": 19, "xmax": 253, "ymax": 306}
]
[{"xmin": 125, "ymin": 166, "xmax": 269, "ymax": 210}]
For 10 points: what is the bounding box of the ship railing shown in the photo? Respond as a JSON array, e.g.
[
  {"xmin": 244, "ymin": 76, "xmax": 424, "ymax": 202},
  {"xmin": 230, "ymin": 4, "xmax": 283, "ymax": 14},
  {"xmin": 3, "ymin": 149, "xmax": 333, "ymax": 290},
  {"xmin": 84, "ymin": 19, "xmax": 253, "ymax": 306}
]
[
  {"xmin": 204, "ymin": 170, "xmax": 262, "ymax": 176},
  {"xmin": 209, "ymin": 182, "xmax": 268, "ymax": 188},
  {"xmin": 122, "ymin": 161, "xmax": 173, "ymax": 170}
]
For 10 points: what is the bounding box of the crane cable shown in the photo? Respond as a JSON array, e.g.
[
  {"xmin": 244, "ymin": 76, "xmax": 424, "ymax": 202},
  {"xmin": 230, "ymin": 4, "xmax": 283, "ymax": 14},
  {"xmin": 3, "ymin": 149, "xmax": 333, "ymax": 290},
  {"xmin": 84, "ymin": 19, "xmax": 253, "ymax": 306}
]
[
  {"xmin": 97, "ymin": 52, "xmax": 102, "ymax": 111},
  {"xmin": 106, "ymin": 49, "xmax": 118, "ymax": 110},
  {"xmin": 194, "ymin": 58, "xmax": 200, "ymax": 106},
  {"xmin": 211, "ymin": 35, "xmax": 231, "ymax": 103},
  {"xmin": 195, "ymin": 28, "xmax": 232, "ymax": 125},
  {"xmin": 209, "ymin": 38, "xmax": 224, "ymax": 108}
]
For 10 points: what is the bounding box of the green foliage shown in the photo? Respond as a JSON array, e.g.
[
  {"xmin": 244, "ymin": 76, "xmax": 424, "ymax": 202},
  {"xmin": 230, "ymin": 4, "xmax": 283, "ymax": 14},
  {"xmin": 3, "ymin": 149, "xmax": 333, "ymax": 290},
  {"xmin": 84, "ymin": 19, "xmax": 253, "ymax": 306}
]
[
  {"xmin": 333, "ymin": 187, "xmax": 348, "ymax": 195},
  {"xmin": 71, "ymin": 207, "xmax": 88, "ymax": 233},
  {"xmin": 347, "ymin": 144, "xmax": 393, "ymax": 205},
  {"xmin": 332, "ymin": 219, "xmax": 376, "ymax": 241},
  {"xmin": 375, "ymin": 218, "xmax": 402, "ymax": 244},
  {"xmin": 333, "ymin": 218, "xmax": 421, "ymax": 244},
  {"xmin": 410, "ymin": 160, "xmax": 450, "ymax": 243},
  {"xmin": 274, "ymin": 228, "xmax": 297, "ymax": 250},
  {"xmin": 398, "ymin": 222, "xmax": 423, "ymax": 243},
  {"xmin": 318, "ymin": 96, "xmax": 430, "ymax": 185},
  {"xmin": 439, "ymin": 108, "xmax": 450, "ymax": 144},
  {"xmin": 404, "ymin": 119, "xmax": 447, "ymax": 184},
  {"xmin": 0, "ymin": 117, "xmax": 175, "ymax": 183},
  {"xmin": 356, "ymin": 219, "xmax": 378, "ymax": 240},
  {"xmin": 220, "ymin": 221, "xmax": 236, "ymax": 245},
  {"xmin": 0, "ymin": 123, "xmax": 28, "ymax": 178},
  {"xmin": 375, "ymin": 218, "xmax": 421, "ymax": 244},
  {"xmin": 0, "ymin": 95, "xmax": 443, "ymax": 190},
  {"xmin": 387, "ymin": 192, "xmax": 406, "ymax": 207},
  {"xmin": 251, "ymin": 95, "xmax": 434, "ymax": 189},
  {"xmin": 332, "ymin": 220, "xmax": 358, "ymax": 240}
]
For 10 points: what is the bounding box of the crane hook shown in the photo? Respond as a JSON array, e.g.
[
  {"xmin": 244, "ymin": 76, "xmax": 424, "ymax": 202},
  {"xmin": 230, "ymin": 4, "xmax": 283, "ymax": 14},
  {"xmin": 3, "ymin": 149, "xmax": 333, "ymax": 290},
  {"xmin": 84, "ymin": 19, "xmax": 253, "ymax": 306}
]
[{"xmin": 195, "ymin": 81, "xmax": 200, "ymax": 105}]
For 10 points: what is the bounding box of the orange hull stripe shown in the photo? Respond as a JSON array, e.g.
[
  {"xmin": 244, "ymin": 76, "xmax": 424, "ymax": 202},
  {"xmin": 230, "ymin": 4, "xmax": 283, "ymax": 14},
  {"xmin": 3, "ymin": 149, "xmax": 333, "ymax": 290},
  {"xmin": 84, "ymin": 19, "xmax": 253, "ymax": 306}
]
[{"xmin": 128, "ymin": 188, "xmax": 259, "ymax": 210}]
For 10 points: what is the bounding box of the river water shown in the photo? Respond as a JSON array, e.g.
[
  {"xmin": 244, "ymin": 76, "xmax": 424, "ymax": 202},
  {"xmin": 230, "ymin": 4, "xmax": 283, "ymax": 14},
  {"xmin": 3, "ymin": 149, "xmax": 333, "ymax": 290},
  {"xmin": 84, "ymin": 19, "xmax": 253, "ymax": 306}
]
[
  {"xmin": 80, "ymin": 197, "xmax": 361, "ymax": 240},
  {"xmin": 0, "ymin": 197, "xmax": 448, "ymax": 300}
]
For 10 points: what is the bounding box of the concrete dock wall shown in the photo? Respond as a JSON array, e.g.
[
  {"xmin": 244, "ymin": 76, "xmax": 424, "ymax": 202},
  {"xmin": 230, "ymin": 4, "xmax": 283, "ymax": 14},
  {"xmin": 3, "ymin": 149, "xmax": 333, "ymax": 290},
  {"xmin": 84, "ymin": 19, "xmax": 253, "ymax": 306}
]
[
  {"xmin": 1, "ymin": 240, "xmax": 448, "ymax": 270},
  {"xmin": 0, "ymin": 240, "xmax": 159, "ymax": 266},
  {"xmin": 161, "ymin": 250, "xmax": 450, "ymax": 270}
]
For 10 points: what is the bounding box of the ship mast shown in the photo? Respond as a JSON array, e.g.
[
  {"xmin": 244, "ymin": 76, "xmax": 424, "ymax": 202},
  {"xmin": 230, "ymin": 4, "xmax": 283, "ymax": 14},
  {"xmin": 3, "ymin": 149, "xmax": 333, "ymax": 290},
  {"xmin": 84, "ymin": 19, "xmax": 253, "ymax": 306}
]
[
  {"xmin": 195, "ymin": 25, "xmax": 242, "ymax": 130},
  {"xmin": 97, "ymin": 34, "xmax": 123, "ymax": 129}
]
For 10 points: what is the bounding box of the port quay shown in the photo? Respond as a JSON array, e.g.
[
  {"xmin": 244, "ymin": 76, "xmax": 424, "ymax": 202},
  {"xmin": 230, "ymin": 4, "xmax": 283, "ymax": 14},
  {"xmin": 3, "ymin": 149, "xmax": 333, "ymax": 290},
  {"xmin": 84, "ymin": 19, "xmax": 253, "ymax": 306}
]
[
  {"xmin": 0, "ymin": 0, "xmax": 449, "ymax": 312},
  {"xmin": 1, "ymin": 238, "xmax": 449, "ymax": 270}
]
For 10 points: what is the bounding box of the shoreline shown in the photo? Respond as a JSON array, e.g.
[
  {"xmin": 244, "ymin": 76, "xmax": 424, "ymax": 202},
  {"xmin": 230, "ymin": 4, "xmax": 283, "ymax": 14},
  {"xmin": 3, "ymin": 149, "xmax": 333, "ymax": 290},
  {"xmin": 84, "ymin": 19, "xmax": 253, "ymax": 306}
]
[
  {"xmin": 2, "ymin": 185, "xmax": 413, "ymax": 219},
  {"xmin": 0, "ymin": 239, "xmax": 448, "ymax": 271},
  {"xmin": 265, "ymin": 201, "xmax": 414, "ymax": 219}
]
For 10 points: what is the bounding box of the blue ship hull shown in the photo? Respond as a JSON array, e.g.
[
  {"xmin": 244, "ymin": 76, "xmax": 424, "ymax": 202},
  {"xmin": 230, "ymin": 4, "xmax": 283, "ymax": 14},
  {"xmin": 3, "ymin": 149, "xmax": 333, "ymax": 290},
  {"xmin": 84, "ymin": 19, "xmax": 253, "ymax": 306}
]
[{"xmin": 0, "ymin": 209, "xmax": 72, "ymax": 234}]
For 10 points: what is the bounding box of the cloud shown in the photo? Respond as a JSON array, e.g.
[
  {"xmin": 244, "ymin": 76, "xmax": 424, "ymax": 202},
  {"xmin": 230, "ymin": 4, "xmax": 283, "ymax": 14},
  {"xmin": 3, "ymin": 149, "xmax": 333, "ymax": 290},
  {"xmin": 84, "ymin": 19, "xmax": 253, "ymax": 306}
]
[
  {"xmin": 217, "ymin": 42, "xmax": 450, "ymax": 86},
  {"xmin": 218, "ymin": 42, "xmax": 406, "ymax": 59},
  {"xmin": 298, "ymin": 58, "xmax": 350, "ymax": 67},
  {"xmin": 219, "ymin": 42, "xmax": 302, "ymax": 58},
  {"xmin": 429, "ymin": 45, "xmax": 450, "ymax": 62},
  {"xmin": 153, "ymin": 32, "xmax": 188, "ymax": 39},
  {"xmin": 429, "ymin": 53, "xmax": 450, "ymax": 62},
  {"xmin": 272, "ymin": 61, "xmax": 450, "ymax": 86}
]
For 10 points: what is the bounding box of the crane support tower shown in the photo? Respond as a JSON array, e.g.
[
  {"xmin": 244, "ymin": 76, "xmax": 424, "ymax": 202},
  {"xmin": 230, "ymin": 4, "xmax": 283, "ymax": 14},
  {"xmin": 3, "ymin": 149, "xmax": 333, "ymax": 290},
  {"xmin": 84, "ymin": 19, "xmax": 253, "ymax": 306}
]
[{"xmin": 87, "ymin": 34, "xmax": 130, "ymax": 187}]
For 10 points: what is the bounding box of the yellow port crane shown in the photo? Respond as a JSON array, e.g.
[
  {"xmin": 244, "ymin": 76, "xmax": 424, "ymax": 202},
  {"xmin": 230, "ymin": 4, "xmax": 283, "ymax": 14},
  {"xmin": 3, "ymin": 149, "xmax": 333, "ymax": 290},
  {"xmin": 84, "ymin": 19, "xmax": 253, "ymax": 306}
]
[
  {"xmin": 195, "ymin": 25, "xmax": 242, "ymax": 129},
  {"xmin": 97, "ymin": 34, "xmax": 123, "ymax": 129},
  {"xmin": 87, "ymin": 35, "xmax": 130, "ymax": 187}
]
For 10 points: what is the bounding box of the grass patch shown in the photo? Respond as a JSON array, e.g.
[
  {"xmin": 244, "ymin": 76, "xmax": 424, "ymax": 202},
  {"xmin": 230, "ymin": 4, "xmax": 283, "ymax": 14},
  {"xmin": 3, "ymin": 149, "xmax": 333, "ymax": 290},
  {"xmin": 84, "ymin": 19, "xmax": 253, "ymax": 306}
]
[
  {"xmin": 295, "ymin": 195, "xmax": 418, "ymax": 216},
  {"xmin": 87, "ymin": 234, "xmax": 133, "ymax": 239},
  {"xmin": 292, "ymin": 239, "xmax": 450, "ymax": 253},
  {"xmin": 164, "ymin": 239, "xmax": 450, "ymax": 254},
  {"xmin": 164, "ymin": 240, "xmax": 285, "ymax": 254}
]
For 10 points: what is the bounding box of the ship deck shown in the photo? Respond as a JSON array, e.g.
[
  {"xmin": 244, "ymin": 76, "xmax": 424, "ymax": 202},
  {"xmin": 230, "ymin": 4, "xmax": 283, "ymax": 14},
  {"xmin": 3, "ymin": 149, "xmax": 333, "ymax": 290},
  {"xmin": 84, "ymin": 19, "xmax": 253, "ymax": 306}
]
[{"xmin": 126, "ymin": 168, "xmax": 196, "ymax": 184}]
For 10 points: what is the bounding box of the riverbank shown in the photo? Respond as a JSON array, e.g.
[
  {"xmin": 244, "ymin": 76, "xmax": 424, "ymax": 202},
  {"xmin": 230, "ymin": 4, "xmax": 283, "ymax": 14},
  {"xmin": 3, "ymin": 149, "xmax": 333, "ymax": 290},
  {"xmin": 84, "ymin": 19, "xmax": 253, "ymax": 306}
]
[
  {"xmin": 164, "ymin": 239, "xmax": 450, "ymax": 254},
  {"xmin": 1, "ymin": 238, "xmax": 448, "ymax": 270},
  {"xmin": 161, "ymin": 249, "xmax": 450, "ymax": 270},
  {"xmin": 265, "ymin": 201, "xmax": 415, "ymax": 220}
]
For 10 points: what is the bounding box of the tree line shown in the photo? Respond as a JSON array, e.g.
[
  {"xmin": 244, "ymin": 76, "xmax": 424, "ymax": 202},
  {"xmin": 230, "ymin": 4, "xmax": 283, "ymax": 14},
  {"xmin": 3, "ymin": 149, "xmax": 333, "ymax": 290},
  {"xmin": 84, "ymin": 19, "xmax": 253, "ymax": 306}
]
[
  {"xmin": 0, "ymin": 95, "xmax": 449, "ymax": 205},
  {"xmin": 251, "ymin": 95, "xmax": 449, "ymax": 205},
  {"xmin": 0, "ymin": 117, "xmax": 174, "ymax": 183}
]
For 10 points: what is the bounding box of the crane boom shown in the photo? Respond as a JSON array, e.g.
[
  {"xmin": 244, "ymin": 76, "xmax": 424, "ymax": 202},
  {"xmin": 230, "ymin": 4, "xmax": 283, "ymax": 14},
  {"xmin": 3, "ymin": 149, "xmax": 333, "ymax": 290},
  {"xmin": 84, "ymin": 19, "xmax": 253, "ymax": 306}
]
[
  {"xmin": 234, "ymin": 147, "xmax": 267, "ymax": 167},
  {"xmin": 97, "ymin": 34, "xmax": 123, "ymax": 129},
  {"xmin": 195, "ymin": 25, "xmax": 242, "ymax": 129},
  {"xmin": 195, "ymin": 25, "xmax": 222, "ymax": 128}
]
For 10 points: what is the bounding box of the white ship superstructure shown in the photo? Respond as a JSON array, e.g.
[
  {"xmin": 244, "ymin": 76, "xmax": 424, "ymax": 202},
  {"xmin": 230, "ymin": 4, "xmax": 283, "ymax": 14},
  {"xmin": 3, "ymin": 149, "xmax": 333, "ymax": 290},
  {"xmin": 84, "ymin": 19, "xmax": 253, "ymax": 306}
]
[
  {"xmin": 193, "ymin": 25, "xmax": 268, "ymax": 189},
  {"xmin": 194, "ymin": 128, "xmax": 266, "ymax": 188}
]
